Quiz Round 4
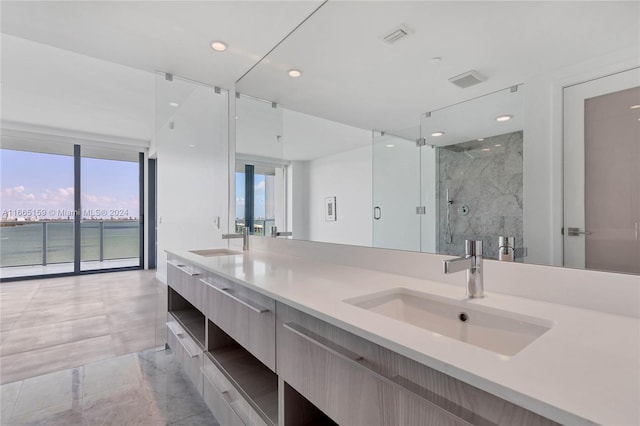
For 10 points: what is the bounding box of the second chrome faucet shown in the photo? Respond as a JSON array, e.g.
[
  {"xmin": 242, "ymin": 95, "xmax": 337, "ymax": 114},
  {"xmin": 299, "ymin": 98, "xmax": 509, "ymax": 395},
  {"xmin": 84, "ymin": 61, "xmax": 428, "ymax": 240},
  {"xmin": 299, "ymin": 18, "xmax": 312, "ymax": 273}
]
[
  {"xmin": 222, "ymin": 227, "xmax": 250, "ymax": 251},
  {"xmin": 443, "ymin": 239, "xmax": 484, "ymax": 298}
]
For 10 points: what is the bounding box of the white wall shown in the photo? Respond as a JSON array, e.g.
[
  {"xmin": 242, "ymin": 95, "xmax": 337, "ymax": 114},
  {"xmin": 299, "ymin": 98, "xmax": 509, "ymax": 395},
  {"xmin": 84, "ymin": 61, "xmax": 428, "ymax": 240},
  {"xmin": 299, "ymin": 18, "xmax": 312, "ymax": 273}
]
[
  {"xmin": 523, "ymin": 47, "xmax": 639, "ymax": 266},
  {"xmin": 156, "ymin": 81, "xmax": 228, "ymax": 282},
  {"xmin": 290, "ymin": 161, "xmax": 309, "ymax": 240},
  {"xmin": 304, "ymin": 145, "xmax": 373, "ymax": 247}
]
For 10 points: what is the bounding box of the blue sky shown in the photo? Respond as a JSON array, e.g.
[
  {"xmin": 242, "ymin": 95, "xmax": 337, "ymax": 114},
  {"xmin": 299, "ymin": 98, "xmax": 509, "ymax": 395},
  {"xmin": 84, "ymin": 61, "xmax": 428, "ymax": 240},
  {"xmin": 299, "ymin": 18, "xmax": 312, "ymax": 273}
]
[
  {"xmin": 0, "ymin": 149, "xmax": 139, "ymax": 219},
  {"xmin": 236, "ymin": 172, "xmax": 266, "ymax": 219}
]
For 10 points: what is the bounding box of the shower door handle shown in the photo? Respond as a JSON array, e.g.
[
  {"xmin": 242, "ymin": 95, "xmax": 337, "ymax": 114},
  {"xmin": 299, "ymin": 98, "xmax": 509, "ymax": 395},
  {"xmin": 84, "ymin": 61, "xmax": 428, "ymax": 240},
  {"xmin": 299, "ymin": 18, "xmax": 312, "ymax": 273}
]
[
  {"xmin": 567, "ymin": 227, "xmax": 592, "ymax": 237},
  {"xmin": 374, "ymin": 206, "xmax": 382, "ymax": 220}
]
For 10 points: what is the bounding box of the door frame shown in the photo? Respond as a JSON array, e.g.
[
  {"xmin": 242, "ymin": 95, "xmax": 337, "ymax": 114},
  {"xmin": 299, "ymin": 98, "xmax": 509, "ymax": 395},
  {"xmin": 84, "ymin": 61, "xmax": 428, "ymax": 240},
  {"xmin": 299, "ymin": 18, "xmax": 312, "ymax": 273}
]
[
  {"xmin": 543, "ymin": 51, "xmax": 640, "ymax": 267},
  {"xmin": 562, "ymin": 67, "xmax": 639, "ymax": 269}
]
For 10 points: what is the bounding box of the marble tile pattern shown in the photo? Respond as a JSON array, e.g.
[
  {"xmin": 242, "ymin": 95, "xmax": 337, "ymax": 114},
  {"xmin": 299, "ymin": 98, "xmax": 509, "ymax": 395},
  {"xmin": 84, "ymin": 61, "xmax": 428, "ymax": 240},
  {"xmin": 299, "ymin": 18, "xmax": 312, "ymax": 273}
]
[
  {"xmin": 0, "ymin": 347, "xmax": 220, "ymax": 425},
  {"xmin": 438, "ymin": 131, "xmax": 524, "ymax": 260},
  {"xmin": 0, "ymin": 270, "xmax": 168, "ymax": 384}
]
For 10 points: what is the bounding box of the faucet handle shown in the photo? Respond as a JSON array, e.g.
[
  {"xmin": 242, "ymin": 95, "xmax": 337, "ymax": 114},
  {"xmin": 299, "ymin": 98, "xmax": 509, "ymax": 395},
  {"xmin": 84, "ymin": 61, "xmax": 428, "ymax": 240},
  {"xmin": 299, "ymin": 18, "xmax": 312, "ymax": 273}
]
[
  {"xmin": 498, "ymin": 236, "xmax": 515, "ymax": 249},
  {"xmin": 465, "ymin": 240, "xmax": 483, "ymax": 257}
]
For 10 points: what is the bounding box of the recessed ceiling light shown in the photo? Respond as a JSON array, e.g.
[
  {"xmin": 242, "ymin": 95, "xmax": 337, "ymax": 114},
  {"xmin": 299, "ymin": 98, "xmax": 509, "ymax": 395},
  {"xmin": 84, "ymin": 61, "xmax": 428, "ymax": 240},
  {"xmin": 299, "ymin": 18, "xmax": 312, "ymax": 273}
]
[
  {"xmin": 630, "ymin": 104, "xmax": 640, "ymax": 109},
  {"xmin": 494, "ymin": 144, "xmax": 502, "ymax": 147},
  {"xmin": 210, "ymin": 41, "xmax": 227, "ymax": 51},
  {"xmin": 430, "ymin": 57, "xmax": 442, "ymax": 63},
  {"xmin": 477, "ymin": 138, "xmax": 484, "ymax": 141},
  {"xmin": 188, "ymin": 144, "xmax": 196, "ymax": 148},
  {"xmin": 288, "ymin": 69, "xmax": 302, "ymax": 78},
  {"xmin": 481, "ymin": 148, "xmax": 491, "ymax": 152},
  {"xmin": 385, "ymin": 144, "xmax": 395, "ymax": 148},
  {"xmin": 496, "ymin": 115, "xmax": 513, "ymax": 122},
  {"xmin": 169, "ymin": 102, "xmax": 179, "ymax": 107},
  {"xmin": 431, "ymin": 131, "xmax": 445, "ymax": 137}
]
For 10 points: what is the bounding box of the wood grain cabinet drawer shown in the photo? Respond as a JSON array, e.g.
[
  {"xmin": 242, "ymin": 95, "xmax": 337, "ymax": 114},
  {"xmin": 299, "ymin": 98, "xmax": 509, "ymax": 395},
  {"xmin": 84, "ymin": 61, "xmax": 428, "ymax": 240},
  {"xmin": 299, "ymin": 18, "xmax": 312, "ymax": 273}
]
[
  {"xmin": 276, "ymin": 303, "xmax": 557, "ymax": 426},
  {"xmin": 167, "ymin": 314, "xmax": 204, "ymax": 395},
  {"xmin": 202, "ymin": 353, "xmax": 270, "ymax": 426},
  {"xmin": 202, "ymin": 367, "xmax": 244, "ymax": 426},
  {"xmin": 167, "ymin": 260, "xmax": 205, "ymax": 312},
  {"xmin": 202, "ymin": 274, "xmax": 276, "ymax": 371}
]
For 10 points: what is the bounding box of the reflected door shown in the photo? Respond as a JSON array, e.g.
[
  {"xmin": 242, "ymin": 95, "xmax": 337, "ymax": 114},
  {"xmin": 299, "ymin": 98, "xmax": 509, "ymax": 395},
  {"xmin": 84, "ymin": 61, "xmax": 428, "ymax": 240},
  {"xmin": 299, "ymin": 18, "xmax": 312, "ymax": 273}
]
[{"xmin": 563, "ymin": 68, "xmax": 640, "ymax": 273}]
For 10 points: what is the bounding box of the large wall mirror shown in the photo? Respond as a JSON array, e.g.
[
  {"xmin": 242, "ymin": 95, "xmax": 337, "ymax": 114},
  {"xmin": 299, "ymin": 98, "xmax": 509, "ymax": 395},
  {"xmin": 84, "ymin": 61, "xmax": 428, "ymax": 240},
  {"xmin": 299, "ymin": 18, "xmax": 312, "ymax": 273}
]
[{"xmin": 234, "ymin": 1, "xmax": 639, "ymax": 275}]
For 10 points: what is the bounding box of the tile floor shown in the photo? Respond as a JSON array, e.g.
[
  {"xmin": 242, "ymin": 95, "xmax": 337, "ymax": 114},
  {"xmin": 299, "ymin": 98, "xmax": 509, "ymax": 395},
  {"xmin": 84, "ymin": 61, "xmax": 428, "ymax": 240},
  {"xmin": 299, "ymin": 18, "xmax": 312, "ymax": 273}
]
[
  {"xmin": 0, "ymin": 347, "xmax": 219, "ymax": 425},
  {"xmin": 0, "ymin": 270, "xmax": 167, "ymax": 384}
]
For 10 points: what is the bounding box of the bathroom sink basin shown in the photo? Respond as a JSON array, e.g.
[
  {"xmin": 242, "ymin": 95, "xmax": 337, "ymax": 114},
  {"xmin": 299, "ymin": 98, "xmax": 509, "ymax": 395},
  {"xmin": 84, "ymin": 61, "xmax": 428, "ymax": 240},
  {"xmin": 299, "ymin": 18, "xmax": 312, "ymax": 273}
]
[
  {"xmin": 344, "ymin": 288, "xmax": 552, "ymax": 356},
  {"xmin": 189, "ymin": 248, "xmax": 242, "ymax": 257}
]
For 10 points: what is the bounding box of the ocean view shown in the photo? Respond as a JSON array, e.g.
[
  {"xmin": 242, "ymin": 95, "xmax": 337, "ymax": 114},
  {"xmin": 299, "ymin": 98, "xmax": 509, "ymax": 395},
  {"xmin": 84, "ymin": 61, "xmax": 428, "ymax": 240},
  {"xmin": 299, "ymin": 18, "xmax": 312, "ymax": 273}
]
[{"xmin": 0, "ymin": 221, "xmax": 139, "ymax": 268}]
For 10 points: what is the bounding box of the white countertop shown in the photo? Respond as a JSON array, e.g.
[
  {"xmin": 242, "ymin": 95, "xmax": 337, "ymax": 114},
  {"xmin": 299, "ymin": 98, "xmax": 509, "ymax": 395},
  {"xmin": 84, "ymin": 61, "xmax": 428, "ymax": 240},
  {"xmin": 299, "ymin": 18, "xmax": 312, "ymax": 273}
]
[{"xmin": 166, "ymin": 248, "xmax": 639, "ymax": 425}]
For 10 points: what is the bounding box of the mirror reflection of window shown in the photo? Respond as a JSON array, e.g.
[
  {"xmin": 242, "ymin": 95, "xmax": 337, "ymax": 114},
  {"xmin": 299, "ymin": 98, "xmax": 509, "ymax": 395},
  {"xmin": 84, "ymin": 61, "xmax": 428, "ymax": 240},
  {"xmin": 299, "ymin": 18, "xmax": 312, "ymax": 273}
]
[{"xmin": 235, "ymin": 167, "xmax": 280, "ymax": 236}]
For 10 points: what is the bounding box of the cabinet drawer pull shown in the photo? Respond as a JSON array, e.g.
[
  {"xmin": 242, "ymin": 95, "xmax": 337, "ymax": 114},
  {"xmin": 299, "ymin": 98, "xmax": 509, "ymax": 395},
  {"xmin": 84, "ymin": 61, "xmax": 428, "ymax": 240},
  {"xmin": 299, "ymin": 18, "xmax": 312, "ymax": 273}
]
[
  {"xmin": 220, "ymin": 390, "xmax": 233, "ymax": 404},
  {"xmin": 171, "ymin": 262, "xmax": 200, "ymax": 276},
  {"xmin": 181, "ymin": 337, "xmax": 200, "ymax": 358},
  {"xmin": 202, "ymin": 279, "xmax": 269, "ymax": 313},
  {"xmin": 282, "ymin": 322, "xmax": 484, "ymax": 425},
  {"xmin": 204, "ymin": 371, "xmax": 234, "ymax": 404},
  {"xmin": 166, "ymin": 321, "xmax": 184, "ymax": 337}
]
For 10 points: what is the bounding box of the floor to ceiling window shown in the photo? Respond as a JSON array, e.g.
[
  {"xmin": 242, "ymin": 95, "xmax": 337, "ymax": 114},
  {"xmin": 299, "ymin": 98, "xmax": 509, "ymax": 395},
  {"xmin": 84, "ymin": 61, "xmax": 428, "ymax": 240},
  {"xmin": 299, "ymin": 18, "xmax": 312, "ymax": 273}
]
[
  {"xmin": 80, "ymin": 147, "xmax": 142, "ymax": 272},
  {"xmin": 0, "ymin": 143, "xmax": 144, "ymax": 280},
  {"xmin": 0, "ymin": 146, "xmax": 75, "ymax": 277}
]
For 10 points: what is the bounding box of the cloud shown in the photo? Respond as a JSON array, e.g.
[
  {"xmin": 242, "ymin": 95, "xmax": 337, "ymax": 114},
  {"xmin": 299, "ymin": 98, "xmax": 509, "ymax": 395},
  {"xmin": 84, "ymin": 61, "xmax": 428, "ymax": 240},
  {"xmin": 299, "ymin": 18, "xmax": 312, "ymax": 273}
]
[
  {"xmin": 1, "ymin": 185, "xmax": 35, "ymax": 202},
  {"xmin": 57, "ymin": 187, "xmax": 74, "ymax": 198},
  {"xmin": 255, "ymin": 181, "xmax": 265, "ymax": 191},
  {"xmin": 1, "ymin": 185, "xmax": 138, "ymax": 217},
  {"xmin": 1, "ymin": 185, "xmax": 25, "ymax": 196}
]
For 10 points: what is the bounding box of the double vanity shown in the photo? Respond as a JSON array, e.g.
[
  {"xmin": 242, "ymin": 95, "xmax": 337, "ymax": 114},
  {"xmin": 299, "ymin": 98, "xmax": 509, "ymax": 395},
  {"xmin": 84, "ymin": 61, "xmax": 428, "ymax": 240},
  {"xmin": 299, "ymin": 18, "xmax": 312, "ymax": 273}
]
[{"xmin": 164, "ymin": 238, "xmax": 639, "ymax": 426}]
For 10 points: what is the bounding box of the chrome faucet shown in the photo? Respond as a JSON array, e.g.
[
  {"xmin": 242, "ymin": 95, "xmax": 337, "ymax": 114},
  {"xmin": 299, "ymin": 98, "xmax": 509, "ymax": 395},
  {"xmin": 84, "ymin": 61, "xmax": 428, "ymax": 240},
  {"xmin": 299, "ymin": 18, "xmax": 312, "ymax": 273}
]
[
  {"xmin": 498, "ymin": 236, "xmax": 515, "ymax": 262},
  {"xmin": 222, "ymin": 227, "xmax": 249, "ymax": 251},
  {"xmin": 443, "ymin": 240, "xmax": 484, "ymax": 298},
  {"xmin": 270, "ymin": 226, "xmax": 292, "ymax": 238}
]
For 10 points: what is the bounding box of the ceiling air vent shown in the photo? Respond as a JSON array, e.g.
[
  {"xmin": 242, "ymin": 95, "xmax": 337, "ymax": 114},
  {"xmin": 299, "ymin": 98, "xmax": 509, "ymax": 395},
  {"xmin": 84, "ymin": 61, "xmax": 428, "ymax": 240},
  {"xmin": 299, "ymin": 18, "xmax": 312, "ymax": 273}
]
[
  {"xmin": 448, "ymin": 70, "xmax": 487, "ymax": 88},
  {"xmin": 382, "ymin": 24, "xmax": 414, "ymax": 44}
]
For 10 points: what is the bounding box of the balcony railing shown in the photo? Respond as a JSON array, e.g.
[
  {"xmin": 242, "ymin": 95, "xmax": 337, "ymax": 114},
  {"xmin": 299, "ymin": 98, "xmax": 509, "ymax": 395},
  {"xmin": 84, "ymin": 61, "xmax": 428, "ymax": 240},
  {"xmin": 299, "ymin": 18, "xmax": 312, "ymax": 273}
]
[{"xmin": 0, "ymin": 220, "xmax": 140, "ymax": 268}]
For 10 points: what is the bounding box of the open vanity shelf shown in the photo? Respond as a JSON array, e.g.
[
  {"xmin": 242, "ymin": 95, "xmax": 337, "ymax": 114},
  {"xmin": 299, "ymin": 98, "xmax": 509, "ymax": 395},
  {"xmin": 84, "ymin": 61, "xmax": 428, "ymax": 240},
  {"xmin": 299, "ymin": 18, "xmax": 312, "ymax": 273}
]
[
  {"xmin": 207, "ymin": 320, "xmax": 278, "ymax": 425},
  {"xmin": 171, "ymin": 308, "xmax": 205, "ymax": 347},
  {"xmin": 168, "ymin": 287, "xmax": 206, "ymax": 347}
]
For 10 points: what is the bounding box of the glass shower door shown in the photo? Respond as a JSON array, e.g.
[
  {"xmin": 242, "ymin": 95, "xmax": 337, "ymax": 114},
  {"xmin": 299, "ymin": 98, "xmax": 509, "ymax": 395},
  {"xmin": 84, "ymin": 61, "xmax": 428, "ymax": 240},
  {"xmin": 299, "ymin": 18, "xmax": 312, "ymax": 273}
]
[{"xmin": 372, "ymin": 131, "xmax": 421, "ymax": 251}]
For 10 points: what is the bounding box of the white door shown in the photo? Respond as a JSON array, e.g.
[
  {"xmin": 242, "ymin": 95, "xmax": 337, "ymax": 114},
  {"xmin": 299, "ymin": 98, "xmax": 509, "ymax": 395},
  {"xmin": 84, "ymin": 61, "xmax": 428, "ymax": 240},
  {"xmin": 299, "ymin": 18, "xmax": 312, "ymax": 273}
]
[{"xmin": 563, "ymin": 68, "xmax": 640, "ymax": 272}]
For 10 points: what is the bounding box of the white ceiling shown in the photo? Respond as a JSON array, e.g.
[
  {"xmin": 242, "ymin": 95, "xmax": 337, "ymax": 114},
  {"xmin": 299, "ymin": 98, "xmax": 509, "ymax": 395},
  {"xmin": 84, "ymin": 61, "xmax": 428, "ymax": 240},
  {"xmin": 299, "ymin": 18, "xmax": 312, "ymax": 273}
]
[
  {"xmin": 1, "ymin": 1, "xmax": 638, "ymax": 156},
  {"xmin": 2, "ymin": 35, "xmax": 155, "ymax": 142},
  {"xmin": 0, "ymin": 1, "xmax": 323, "ymax": 141},
  {"xmin": 1, "ymin": 1, "xmax": 323, "ymax": 90},
  {"xmin": 237, "ymin": 1, "xmax": 640, "ymax": 138}
]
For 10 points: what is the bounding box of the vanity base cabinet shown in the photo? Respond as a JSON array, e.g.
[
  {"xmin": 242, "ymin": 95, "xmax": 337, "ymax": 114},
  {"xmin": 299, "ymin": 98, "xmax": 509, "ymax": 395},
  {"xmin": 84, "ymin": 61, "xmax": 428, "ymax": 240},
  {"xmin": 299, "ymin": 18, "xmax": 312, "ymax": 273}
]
[
  {"xmin": 276, "ymin": 303, "xmax": 466, "ymax": 426},
  {"xmin": 276, "ymin": 302, "xmax": 559, "ymax": 426},
  {"xmin": 202, "ymin": 272, "xmax": 276, "ymax": 371}
]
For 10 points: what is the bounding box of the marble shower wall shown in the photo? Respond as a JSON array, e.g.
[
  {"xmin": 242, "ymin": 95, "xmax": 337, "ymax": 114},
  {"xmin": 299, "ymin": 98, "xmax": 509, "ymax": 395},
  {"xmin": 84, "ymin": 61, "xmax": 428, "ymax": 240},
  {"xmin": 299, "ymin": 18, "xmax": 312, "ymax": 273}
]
[{"xmin": 437, "ymin": 131, "xmax": 523, "ymax": 260}]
